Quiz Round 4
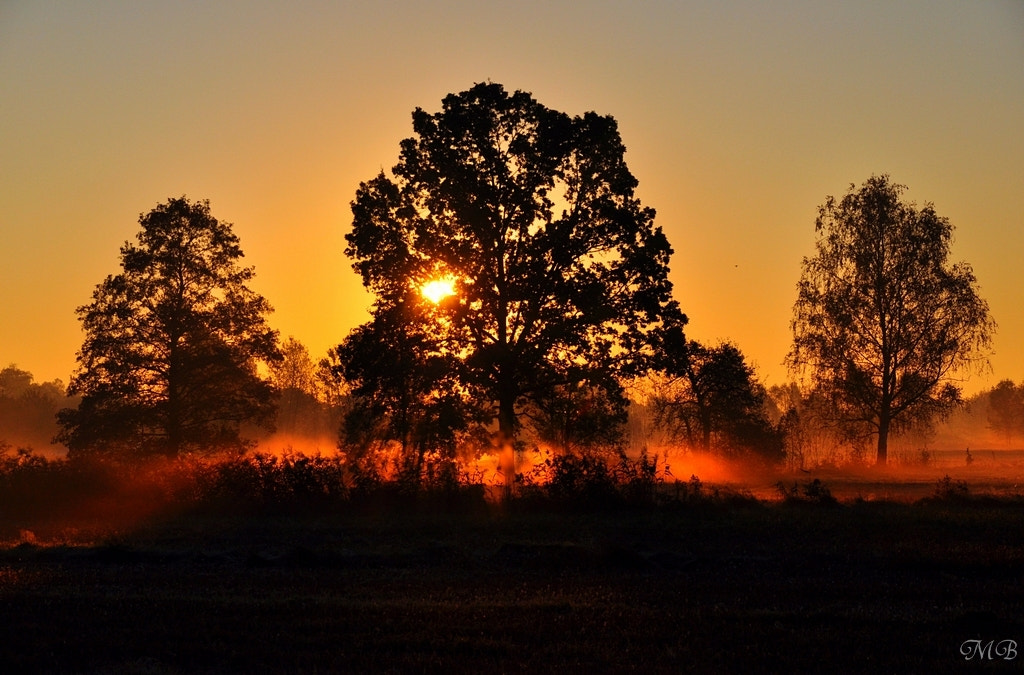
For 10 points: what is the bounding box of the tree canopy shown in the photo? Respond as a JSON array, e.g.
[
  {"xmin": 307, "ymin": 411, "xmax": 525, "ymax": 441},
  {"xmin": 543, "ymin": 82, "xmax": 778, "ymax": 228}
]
[
  {"xmin": 342, "ymin": 83, "xmax": 685, "ymax": 475},
  {"xmin": 987, "ymin": 379, "xmax": 1024, "ymax": 446},
  {"xmin": 57, "ymin": 197, "xmax": 280, "ymax": 458},
  {"xmin": 268, "ymin": 337, "xmax": 347, "ymax": 441},
  {"xmin": 653, "ymin": 340, "xmax": 783, "ymax": 462},
  {"xmin": 336, "ymin": 298, "xmax": 475, "ymax": 484},
  {"xmin": 0, "ymin": 364, "xmax": 68, "ymax": 452},
  {"xmin": 788, "ymin": 175, "xmax": 994, "ymax": 465}
]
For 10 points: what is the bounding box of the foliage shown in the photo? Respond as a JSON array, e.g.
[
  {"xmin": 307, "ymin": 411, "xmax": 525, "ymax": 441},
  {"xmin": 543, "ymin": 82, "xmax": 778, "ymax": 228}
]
[
  {"xmin": 612, "ymin": 448, "xmax": 665, "ymax": 505},
  {"xmin": 316, "ymin": 346, "xmax": 351, "ymax": 408},
  {"xmin": 932, "ymin": 474, "xmax": 970, "ymax": 502},
  {"xmin": 269, "ymin": 337, "xmax": 320, "ymax": 396},
  {"xmin": 0, "ymin": 449, "xmax": 145, "ymax": 525},
  {"xmin": 543, "ymin": 452, "xmax": 620, "ymax": 506},
  {"xmin": 342, "ymin": 82, "xmax": 685, "ymax": 467},
  {"xmin": 268, "ymin": 337, "xmax": 348, "ymax": 440},
  {"xmin": 987, "ymin": 379, "xmax": 1024, "ymax": 446},
  {"xmin": 516, "ymin": 448, "xmax": 676, "ymax": 508},
  {"xmin": 766, "ymin": 383, "xmax": 849, "ymax": 469},
  {"xmin": 653, "ymin": 340, "xmax": 784, "ymax": 463},
  {"xmin": 335, "ymin": 300, "xmax": 478, "ymax": 488},
  {"xmin": 194, "ymin": 452, "xmax": 349, "ymax": 513},
  {"xmin": 0, "ymin": 364, "xmax": 69, "ymax": 451},
  {"xmin": 524, "ymin": 380, "xmax": 629, "ymax": 455},
  {"xmin": 56, "ymin": 197, "xmax": 280, "ymax": 459},
  {"xmin": 788, "ymin": 175, "xmax": 994, "ymax": 465},
  {"xmin": 775, "ymin": 478, "xmax": 838, "ymax": 506}
]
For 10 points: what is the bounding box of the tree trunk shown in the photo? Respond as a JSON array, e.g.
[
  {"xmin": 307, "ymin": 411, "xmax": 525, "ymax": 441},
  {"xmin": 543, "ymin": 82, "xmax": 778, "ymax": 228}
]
[
  {"xmin": 876, "ymin": 414, "xmax": 890, "ymax": 467},
  {"xmin": 167, "ymin": 343, "xmax": 182, "ymax": 458},
  {"xmin": 495, "ymin": 279, "xmax": 516, "ymax": 498},
  {"xmin": 498, "ymin": 383, "xmax": 516, "ymax": 500},
  {"xmin": 700, "ymin": 411, "xmax": 712, "ymax": 453}
]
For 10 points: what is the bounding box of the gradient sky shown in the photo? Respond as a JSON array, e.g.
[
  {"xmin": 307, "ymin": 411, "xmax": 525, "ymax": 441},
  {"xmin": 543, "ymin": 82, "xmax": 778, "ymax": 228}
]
[{"xmin": 2, "ymin": 1, "xmax": 1022, "ymax": 394}]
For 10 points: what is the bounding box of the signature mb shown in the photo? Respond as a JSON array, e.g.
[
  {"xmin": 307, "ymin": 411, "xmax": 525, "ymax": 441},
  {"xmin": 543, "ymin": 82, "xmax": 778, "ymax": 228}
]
[{"xmin": 960, "ymin": 639, "xmax": 1018, "ymax": 661}]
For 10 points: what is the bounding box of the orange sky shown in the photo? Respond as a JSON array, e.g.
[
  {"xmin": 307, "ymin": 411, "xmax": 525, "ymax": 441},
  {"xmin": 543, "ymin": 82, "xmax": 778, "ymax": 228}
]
[{"xmin": 1, "ymin": 1, "xmax": 1022, "ymax": 394}]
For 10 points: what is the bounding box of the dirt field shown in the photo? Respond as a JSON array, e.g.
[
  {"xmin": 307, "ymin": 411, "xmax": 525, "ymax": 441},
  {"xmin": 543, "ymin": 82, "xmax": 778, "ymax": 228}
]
[{"xmin": 2, "ymin": 468, "xmax": 1023, "ymax": 674}]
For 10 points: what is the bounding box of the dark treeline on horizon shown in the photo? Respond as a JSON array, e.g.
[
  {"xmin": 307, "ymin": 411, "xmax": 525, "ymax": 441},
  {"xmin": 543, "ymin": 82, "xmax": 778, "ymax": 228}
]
[{"xmin": 4, "ymin": 358, "xmax": 1019, "ymax": 464}]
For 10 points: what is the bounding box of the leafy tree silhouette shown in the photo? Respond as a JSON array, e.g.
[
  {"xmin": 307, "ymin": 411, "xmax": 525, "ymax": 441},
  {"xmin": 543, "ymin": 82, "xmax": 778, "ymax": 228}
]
[
  {"xmin": 788, "ymin": 175, "xmax": 994, "ymax": 466},
  {"xmin": 336, "ymin": 294, "xmax": 476, "ymax": 486},
  {"xmin": 525, "ymin": 379, "xmax": 629, "ymax": 456},
  {"xmin": 0, "ymin": 364, "xmax": 68, "ymax": 451},
  {"xmin": 654, "ymin": 339, "xmax": 782, "ymax": 462},
  {"xmin": 987, "ymin": 379, "xmax": 1024, "ymax": 447},
  {"xmin": 57, "ymin": 197, "xmax": 280, "ymax": 458},
  {"xmin": 342, "ymin": 83, "xmax": 685, "ymax": 488},
  {"xmin": 268, "ymin": 337, "xmax": 346, "ymax": 440}
]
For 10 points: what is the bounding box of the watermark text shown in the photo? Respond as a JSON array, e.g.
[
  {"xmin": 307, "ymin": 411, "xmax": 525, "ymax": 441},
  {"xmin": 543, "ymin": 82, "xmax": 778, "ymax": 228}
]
[{"xmin": 960, "ymin": 639, "xmax": 1018, "ymax": 661}]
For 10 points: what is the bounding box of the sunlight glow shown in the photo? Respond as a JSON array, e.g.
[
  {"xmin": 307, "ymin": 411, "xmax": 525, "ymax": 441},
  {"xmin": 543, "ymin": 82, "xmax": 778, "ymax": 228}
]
[{"xmin": 421, "ymin": 277, "xmax": 456, "ymax": 304}]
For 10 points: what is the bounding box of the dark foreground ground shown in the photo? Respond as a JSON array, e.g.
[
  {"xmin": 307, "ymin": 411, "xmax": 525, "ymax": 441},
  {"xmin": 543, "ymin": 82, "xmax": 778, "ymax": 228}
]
[{"xmin": 2, "ymin": 496, "xmax": 1023, "ymax": 674}]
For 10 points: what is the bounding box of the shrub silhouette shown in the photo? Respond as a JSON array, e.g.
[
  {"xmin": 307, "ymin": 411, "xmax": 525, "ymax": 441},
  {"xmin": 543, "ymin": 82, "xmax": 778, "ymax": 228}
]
[
  {"xmin": 931, "ymin": 474, "xmax": 970, "ymax": 502},
  {"xmin": 545, "ymin": 453, "xmax": 620, "ymax": 507},
  {"xmin": 776, "ymin": 478, "xmax": 837, "ymax": 506}
]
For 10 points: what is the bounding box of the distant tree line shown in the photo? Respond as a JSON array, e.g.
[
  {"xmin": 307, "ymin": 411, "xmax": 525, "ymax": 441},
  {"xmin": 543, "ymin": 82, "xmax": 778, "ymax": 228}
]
[{"xmin": 0, "ymin": 365, "xmax": 70, "ymax": 452}]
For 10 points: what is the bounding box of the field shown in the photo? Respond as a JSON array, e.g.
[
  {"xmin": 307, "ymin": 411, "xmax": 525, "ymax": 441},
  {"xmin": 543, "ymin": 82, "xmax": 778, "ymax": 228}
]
[{"xmin": 2, "ymin": 455, "xmax": 1024, "ymax": 673}]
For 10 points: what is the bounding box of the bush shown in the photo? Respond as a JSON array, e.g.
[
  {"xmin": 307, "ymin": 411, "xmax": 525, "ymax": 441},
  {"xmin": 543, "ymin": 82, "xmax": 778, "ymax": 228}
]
[
  {"xmin": 668, "ymin": 474, "xmax": 710, "ymax": 504},
  {"xmin": 0, "ymin": 451, "xmax": 176, "ymax": 531},
  {"xmin": 545, "ymin": 453, "xmax": 620, "ymax": 507},
  {"xmin": 931, "ymin": 474, "xmax": 970, "ymax": 502},
  {"xmin": 191, "ymin": 452, "xmax": 349, "ymax": 514},
  {"xmin": 775, "ymin": 478, "xmax": 837, "ymax": 506},
  {"xmin": 613, "ymin": 449, "xmax": 664, "ymax": 506}
]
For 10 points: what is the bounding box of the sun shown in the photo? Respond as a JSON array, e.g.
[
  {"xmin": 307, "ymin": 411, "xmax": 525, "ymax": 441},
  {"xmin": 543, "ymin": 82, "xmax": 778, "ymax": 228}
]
[{"xmin": 421, "ymin": 277, "xmax": 456, "ymax": 304}]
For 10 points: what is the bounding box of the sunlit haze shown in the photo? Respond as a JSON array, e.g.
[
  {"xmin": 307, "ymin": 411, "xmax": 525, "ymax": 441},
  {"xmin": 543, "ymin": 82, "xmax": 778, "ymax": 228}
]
[{"xmin": 1, "ymin": 1, "xmax": 1021, "ymax": 393}]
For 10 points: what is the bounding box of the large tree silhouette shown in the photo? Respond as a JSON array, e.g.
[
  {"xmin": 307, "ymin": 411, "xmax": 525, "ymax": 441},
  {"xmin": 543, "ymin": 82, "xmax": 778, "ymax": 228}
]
[
  {"xmin": 57, "ymin": 197, "xmax": 279, "ymax": 458},
  {"xmin": 343, "ymin": 83, "xmax": 685, "ymax": 478},
  {"xmin": 788, "ymin": 175, "xmax": 994, "ymax": 466}
]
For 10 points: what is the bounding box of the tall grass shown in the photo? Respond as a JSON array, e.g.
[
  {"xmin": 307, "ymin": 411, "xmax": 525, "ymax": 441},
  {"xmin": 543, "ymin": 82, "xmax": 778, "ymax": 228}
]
[
  {"xmin": 0, "ymin": 445, "xmax": 684, "ymax": 532},
  {"xmin": 4, "ymin": 443, "xmax": 1019, "ymax": 541}
]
